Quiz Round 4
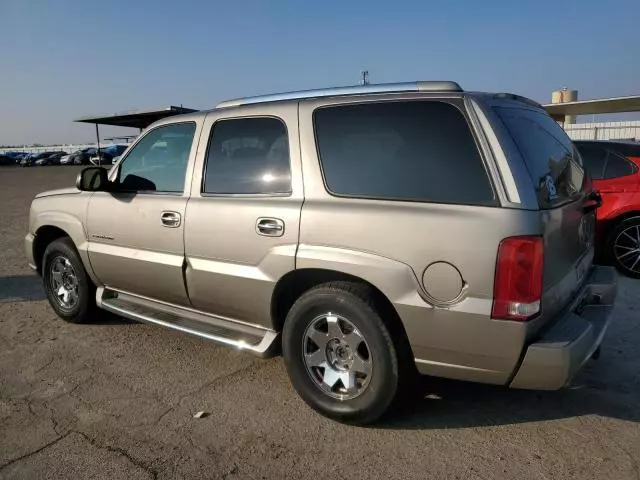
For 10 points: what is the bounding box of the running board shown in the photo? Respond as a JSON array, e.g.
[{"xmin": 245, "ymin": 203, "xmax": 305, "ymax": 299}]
[{"xmin": 96, "ymin": 287, "xmax": 278, "ymax": 357}]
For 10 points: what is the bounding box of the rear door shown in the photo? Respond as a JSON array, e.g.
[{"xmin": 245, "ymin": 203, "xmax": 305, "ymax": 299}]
[
  {"xmin": 495, "ymin": 106, "xmax": 593, "ymax": 322},
  {"xmin": 183, "ymin": 102, "xmax": 303, "ymax": 329}
]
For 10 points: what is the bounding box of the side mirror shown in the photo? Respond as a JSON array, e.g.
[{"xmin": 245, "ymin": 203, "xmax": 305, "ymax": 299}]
[{"xmin": 76, "ymin": 167, "xmax": 109, "ymax": 191}]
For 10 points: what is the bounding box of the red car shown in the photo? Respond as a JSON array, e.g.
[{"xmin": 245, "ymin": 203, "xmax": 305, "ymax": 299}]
[{"xmin": 575, "ymin": 140, "xmax": 640, "ymax": 277}]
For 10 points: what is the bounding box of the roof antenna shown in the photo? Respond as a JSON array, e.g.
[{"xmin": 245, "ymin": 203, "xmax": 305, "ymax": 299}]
[{"xmin": 360, "ymin": 70, "xmax": 370, "ymax": 86}]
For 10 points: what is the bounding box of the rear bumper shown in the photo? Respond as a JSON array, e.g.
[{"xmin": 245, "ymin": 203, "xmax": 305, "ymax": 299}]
[{"xmin": 509, "ymin": 265, "xmax": 617, "ymax": 390}]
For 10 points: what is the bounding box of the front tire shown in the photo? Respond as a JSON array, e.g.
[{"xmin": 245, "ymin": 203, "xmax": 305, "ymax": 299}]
[
  {"xmin": 42, "ymin": 237, "xmax": 97, "ymax": 323},
  {"xmin": 608, "ymin": 217, "xmax": 640, "ymax": 278},
  {"xmin": 282, "ymin": 282, "xmax": 399, "ymax": 424}
]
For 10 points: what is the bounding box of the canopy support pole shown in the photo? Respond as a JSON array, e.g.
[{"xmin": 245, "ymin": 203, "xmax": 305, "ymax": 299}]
[{"xmin": 95, "ymin": 123, "xmax": 101, "ymax": 167}]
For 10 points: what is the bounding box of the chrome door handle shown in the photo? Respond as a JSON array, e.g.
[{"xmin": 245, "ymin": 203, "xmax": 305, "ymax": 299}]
[
  {"xmin": 256, "ymin": 217, "xmax": 284, "ymax": 237},
  {"xmin": 161, "ymin": 211, "xmax": 182, "ymax": 228}
]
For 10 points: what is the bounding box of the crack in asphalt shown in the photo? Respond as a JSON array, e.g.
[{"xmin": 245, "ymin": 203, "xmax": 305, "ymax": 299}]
[
  {"xmin": 34, "ymin": 356, "xmax": 55, "ymax": 374},
  {"xmin": 0, "ymin": 432, "xmax": 71, "ymax": 472},
  {"xmin": 0, "ymin": 426, "xmax": 159, "ymax": 479},
  {"xmin": 71, "ymin": 430, "xmax": 160, "ymax": 480},
  {"xmin": 154, "ymin": 360, "xmax": 265, "ymax": 426},
  {"xmin": 0, "ymin": 362, "xmax": 266, "ymax": 477}
]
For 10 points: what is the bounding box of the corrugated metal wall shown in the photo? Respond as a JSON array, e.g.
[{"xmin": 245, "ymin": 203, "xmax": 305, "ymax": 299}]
[{"xmin": 565, "ymin": 121, "xmax": 640, "ymax": 141}]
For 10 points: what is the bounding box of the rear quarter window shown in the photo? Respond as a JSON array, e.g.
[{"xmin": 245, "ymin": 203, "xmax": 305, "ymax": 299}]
[
  {"xmin": 604, "ymin": 150, "xmax": 636, "ymax": 179},
  {"xmin": 313, "ymin": 100, "xmax": 496, "ymax": 206},
  {"xmin": 495, "ymin": 107, "xmax": 585, "ymax": 209}
]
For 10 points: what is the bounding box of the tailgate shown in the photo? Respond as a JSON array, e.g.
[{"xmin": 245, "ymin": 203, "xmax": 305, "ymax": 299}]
[
  {"xmin": 494, "ymin": 105, "xmax": 594, "ymax": 329},
  {"xmin": 539, "ymin": 205, "xmax": 595, "ymax": 323}
]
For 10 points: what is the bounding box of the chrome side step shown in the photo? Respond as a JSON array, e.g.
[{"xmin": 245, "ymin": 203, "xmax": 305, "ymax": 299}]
[{"xmin": 96, "ymin": 287, "xmax": 278, "ymax": 357}]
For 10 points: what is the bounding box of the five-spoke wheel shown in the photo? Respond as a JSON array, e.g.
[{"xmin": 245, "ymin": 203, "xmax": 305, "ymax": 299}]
[
  {"xmin": 283, "ymin": 282, "xmax": 400, "ymax": 424},
  {"xmin": 303, "ymin": 313, "xmax": 372, "ymax": 400},
  {"xmin": 610, "ymin": 217, "xmax": 640, "ymax": 278},
  {"xmin": 48, "ymin": 256, "xmax": 79, "ymax": 310},
  {"xmin": 42, "ymin": 237, "xmax": 97, "ymax": 323}
]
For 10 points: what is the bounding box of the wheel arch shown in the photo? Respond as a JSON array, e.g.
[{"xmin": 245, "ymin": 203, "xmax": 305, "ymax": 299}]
[
  {"xmin": 602, "ymin": 210, "xmax": 640, "ymax": 244},
  {"xmin": 31, "ymin": 211, "xmax": 97, "ymax": 283},
  {"xmin": 33, "ymin": 225, "xmax": 71, "ymax": 274},
  {"xmin": 270, "ymin": 266, "xmax": 416, "ymax": 366}
]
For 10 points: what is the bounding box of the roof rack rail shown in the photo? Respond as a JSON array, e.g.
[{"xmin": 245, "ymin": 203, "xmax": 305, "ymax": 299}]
[{"xmin": 216, "ymin": 81, "xmax": 463, "ymax": 108}]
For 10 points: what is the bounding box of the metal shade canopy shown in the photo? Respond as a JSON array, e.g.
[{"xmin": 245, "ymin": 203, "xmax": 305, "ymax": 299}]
[
  {"xmin": 74, "ymin": 106, "xmax": 198, "ymax": 164},
  {"xmin": 75, "ymin": 106, "xmax": 198, "ymax": 129},
  {"xmin": 544, "ymin": 95, "xmax": 640, "ymax": 121}
]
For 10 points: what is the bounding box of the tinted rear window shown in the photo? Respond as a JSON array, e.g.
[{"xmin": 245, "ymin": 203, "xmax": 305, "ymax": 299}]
[
  {"xmin": 495, "ymin": 107, "xmax": 585, "ymax": 209},
  {"xmin": 203, "ymin": 117, "xmax": 291, "ymax": 195},
  {"xmin": 314, "ymin": 101, "xmax": 495, "ymax": 205}
]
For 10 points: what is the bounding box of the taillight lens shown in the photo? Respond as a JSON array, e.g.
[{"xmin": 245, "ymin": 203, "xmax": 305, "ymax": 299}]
[{"xmin": 492, "ymin": 236, "xmax": 544, "ymax": 321}]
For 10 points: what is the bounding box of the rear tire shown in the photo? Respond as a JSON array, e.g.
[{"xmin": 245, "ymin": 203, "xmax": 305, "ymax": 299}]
[
  {"xmin": 608, "ymin": 216, "xmax": 640, "ymax": 278},
  {"xmin": 42, "ymin": 237, "xmax": 97, "ymax": 323},
  {"xmin": 282, "ymin": 282, "xmax": 399, "ymax": 424}
]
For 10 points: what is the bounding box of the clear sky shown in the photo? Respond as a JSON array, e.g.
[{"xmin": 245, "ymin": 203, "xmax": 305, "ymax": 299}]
[{"xmin": 1, "ymin": 0, "xmax": 638, "ymax": 145}]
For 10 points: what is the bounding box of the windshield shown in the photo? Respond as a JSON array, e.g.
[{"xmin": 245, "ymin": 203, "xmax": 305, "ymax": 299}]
[{"xmin": 495, "ymin": 106, "xmax": 585, "ymax": 209}]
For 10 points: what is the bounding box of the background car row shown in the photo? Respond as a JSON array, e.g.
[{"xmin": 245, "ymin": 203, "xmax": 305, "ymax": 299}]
[{"xmin": 0, "ymin": 145, "xmax": 128, "ymax": 167}]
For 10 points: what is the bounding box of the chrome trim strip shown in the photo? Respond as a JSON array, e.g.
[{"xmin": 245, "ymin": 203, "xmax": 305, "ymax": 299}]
[
  {"xmin": 470, "ymin": 100, "xmax": 521, "ymax": 204},
  {"xmin": 414, "ymin": 358, "xmax": 499, "ymax": 374}
]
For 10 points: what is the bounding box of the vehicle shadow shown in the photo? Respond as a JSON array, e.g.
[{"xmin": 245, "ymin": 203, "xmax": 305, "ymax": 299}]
[
  {"xmin": 0, "ymin": 274, "xmax": 46, "ymax": 303},
  {"xmin": 379, "ymin": 371, "xmax": 639, "ymax": 429},
  {"xmin": 0, "ymin": 274, "xmax": 133, "ymax": 324},
  {"xmin": 91, "ymin": 312, "xmax": 136, "ymax": 325}
]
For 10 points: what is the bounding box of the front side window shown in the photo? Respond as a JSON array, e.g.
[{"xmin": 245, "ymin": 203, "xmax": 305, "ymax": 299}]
[
  {"xmin": 203, "ymin": 117, "xmax": 291, "ymax": 195},
  {"xmin": 117, "ymin": 122, "xmax": 195, "ymax": 193},
  {"xmin": 313, "ymin": 101, "xmax": 495, "ymax": 205}
]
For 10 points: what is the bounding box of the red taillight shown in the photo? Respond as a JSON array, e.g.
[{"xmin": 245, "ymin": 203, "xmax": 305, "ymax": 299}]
[{"xmin": 492, "ymin": 236, "xmax": 544, "ymax": 321}]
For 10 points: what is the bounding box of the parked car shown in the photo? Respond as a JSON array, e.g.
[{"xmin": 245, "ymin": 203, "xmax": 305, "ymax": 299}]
[
  {"xmin": 89, "ymin": 145, "xmax": 128, "ymax": 166},
  {"xmin": 0, "ymin": 154, "xmax": 14, "ymax": 166},
  {"xmin": 575, "ymin": 140, "xmax": 640, "ymax": 277},
  {"xmin": 20, "ymin": 152, "xmax": 59, "ymax": 167},
  {"xmin": 19, "ymin": 153, "xmax": 36, "ymax": 167},
  {"xmin": 69, "ymin": 148, "xmax": 98, "ymax": 165},
  {"xmin": 26, "ymin": 82, "xmax": 617, "ymax": 424},
  {"xmin": 3, "ymin": 151, "xmax": 28, "ymax": 164},
  {"xmin": 59, "ymin": 148, "xmax": 93, "ymax": 165},
  {"xmin": 34, "ymin": 151, "xmax": 67, "ymax": 166}
]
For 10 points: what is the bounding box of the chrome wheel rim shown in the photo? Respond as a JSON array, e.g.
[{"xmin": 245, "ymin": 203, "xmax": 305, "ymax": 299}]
[
  {"xmin": 614, "ymin": 225, "xmax": 640, "ymax": 274},
  {"xmin": 49, "ymin": 256, "xmax": 79, "ymax": 309},
  {"xmin": 302, "ymin": 313, "xmax": 372, "ymax": 400}
]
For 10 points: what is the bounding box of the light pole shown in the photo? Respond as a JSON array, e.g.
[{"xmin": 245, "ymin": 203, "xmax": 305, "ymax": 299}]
[{"xmin": 361, "ymin": 70, "xmax": 369, "ymax": 86}]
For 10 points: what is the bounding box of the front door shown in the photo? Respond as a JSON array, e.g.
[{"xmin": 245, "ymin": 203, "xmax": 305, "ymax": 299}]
[
  {"xmin": 184, "ymin": 103, "xmax": 303, "ymax": 328},
  {"xmin": 86, "ymin": 121, "xmax": 200, "ymax": 306}
]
